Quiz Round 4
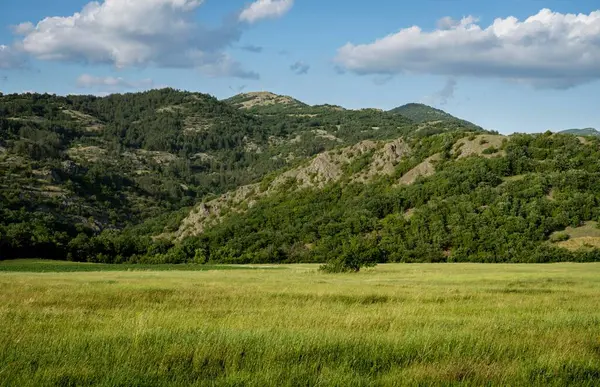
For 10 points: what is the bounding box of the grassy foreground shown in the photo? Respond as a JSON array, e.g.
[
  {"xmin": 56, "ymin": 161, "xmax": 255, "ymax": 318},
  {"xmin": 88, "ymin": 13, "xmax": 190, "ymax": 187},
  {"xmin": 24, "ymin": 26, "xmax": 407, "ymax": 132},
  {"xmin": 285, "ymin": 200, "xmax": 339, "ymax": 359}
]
[{"xmin": 1, "ymin": 262, "xmax": 599, "ymax": 386}]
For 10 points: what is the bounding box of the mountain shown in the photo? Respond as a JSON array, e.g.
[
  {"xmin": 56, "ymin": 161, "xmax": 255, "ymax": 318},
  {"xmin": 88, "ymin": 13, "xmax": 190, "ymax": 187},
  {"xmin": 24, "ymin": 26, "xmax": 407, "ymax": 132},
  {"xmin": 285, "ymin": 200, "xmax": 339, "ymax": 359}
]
[
  {"xmin": 5, "ymin": 89, "xmax": 599, "ymax": 265},
  {"xmin": 169, "ymin": 130, "xmax": 600, "ymax": 264},
  {"xmin": 559, "ymin": 128, "xmax": 599, "ymax": 136},
  {"xmin": 389, "ymin": 103, "xmax": 483, "ymax": 132},
  {"xmin": 0, "ymin": 88, "xmax": 479, "ymax": 260},
  {"xmin": 225, "ymin": 91, "xmax": 307, "ymax": 111}
]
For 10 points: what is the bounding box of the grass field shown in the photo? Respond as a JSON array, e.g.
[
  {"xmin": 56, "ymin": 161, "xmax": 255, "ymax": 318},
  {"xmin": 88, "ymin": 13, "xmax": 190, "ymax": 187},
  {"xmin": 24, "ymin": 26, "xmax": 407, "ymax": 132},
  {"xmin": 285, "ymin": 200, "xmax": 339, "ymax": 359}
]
[{"xmin": 1, "ymin": 261, "xmax": 600, "ymax": 386}]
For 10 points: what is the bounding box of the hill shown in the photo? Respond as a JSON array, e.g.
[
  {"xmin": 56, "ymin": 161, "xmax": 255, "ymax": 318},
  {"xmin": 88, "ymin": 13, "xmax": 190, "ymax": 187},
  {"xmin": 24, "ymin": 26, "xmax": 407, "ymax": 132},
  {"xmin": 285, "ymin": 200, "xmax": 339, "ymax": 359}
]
[
  {"xmin": 225, "ymin": 91, "xmax": 307, "ymax": 110},
  {"xmin": 1, "ymin": 89, "xmax": 481, "ymax": 260},
  {"xmin": 5, "ymin": 89, "xmax": 599, "ymax": 265},
  {"xmin": 559, "ymin": 128, "xmax": 599, "ymax": 136},
  {"xmin": 167, "ymin": 131, "xmax": 600, "ymax": 265},
  {"xmin": 389, "ymin": 103, "xmax": 483, "ymax": 132}
]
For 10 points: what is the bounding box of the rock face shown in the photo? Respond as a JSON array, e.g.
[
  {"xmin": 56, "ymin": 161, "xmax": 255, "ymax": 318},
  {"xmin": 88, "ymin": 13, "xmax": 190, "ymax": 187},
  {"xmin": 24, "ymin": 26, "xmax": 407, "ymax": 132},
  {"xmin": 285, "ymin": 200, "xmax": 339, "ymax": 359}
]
[
  {"xmin": 236, "ymin": 92, "xmax": 304, "ymax": 109},
  {"xmin": 175, "ymin": 138, "xmax": 414, "ymax": 239},
  {"xmin": 175, "ymin": 134, "xmax": 510, "ymax": 240},
  {"xmin": 398, "ymin": 154, "xmax": 441, "ymax": 186},
  {"xmin": 354, "ymin": 139, "xmax": 412, "ymax": 181},
  {"xmin": 176, "ymin": 184, "xmax": 261, "ymax": 239}
]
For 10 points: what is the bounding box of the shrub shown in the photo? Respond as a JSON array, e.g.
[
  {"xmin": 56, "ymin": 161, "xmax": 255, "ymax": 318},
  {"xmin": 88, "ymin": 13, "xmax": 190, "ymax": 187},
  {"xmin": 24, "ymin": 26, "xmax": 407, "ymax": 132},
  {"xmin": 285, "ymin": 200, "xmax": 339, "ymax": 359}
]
[{"xmin": 319, "ymin": 236, "xmax": 380, "ymax": 273}]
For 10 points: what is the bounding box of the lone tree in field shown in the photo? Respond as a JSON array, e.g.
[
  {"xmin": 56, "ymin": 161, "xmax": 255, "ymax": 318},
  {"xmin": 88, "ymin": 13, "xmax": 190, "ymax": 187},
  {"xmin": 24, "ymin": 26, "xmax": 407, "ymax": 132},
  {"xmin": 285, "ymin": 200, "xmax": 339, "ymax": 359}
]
[{"xmin": 320, "ymin": 236, "xmax": 380, "ymax": 273}]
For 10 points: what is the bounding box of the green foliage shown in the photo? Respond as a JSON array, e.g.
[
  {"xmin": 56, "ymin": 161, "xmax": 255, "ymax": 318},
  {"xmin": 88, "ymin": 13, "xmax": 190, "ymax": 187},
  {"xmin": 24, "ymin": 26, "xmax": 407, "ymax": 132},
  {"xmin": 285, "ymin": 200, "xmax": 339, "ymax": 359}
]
[
  {"xmin": 319, "ymin": 236, "xmax": 380, "ymax": 272},
  {"xmin": 4, "ymin": 89, "xmax": 600, "ymax": 265},
  {"xmin": 550, "ymin": 233, "xmax": 570, "ymax": 243}
]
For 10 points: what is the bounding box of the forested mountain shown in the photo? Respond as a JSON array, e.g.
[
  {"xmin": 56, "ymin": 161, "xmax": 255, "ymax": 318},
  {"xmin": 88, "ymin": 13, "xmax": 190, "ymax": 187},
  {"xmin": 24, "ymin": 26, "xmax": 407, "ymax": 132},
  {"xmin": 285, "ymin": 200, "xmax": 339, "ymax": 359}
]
[
  {"xmin": 389, "ymin": 103, "xmax": 482, "ymax": 132},
  {"xmin": 1, "ymin": 88, "xmax": 475, "ymax": 259},
  {"xmin": 559, "ymin": 128, "xmax": 599, "ymax": 136},
  {"xmin": 3, "ymin": 89, "xmax": 600, "ymax": 265}
]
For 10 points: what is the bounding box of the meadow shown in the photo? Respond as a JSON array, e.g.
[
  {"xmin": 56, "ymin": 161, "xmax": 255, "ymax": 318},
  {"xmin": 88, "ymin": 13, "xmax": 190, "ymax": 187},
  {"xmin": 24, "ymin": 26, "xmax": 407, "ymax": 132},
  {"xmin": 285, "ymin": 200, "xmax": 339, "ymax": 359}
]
[{"xmin": 1, "ymin": 261, "xmax": 599, "ymax": 386}]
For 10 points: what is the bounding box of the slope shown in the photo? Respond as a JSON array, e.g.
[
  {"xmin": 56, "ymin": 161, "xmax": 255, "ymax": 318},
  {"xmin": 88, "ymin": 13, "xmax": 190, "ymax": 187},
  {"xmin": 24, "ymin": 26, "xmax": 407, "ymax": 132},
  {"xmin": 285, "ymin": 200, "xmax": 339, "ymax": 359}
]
[
  {"xmin": 169, "ymin": 131, "xmax": 600, "ymax": 264},
  {"xmin": 389, "ymin": 103, "xmax": 483, "ymax": 133},
  {"xmin": 559, "ymin": 128, "xmax": 599, "ymax": 136},
  {"xmin": 1, "ymin": 89, "xmax": 476, "ymax": 260}
]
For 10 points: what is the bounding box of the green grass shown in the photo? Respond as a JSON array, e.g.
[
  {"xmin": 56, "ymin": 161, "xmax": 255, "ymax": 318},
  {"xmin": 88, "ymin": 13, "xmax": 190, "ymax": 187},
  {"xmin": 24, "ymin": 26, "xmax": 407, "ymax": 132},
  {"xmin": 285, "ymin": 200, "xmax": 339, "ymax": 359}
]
[
  {"xmin": 0, "ymin": 260, "xmax": 273, "ymax": 273},
  {"xmin": 1, "ymin": 262, "xmax": 600, "ymax": 386}
]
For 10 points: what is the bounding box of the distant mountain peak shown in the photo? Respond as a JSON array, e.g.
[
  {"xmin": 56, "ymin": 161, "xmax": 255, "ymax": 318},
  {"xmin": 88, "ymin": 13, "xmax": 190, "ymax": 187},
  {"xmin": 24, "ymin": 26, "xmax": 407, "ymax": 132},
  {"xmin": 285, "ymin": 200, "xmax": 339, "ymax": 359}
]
[
  {"xmin": 559, "ymin": 128, "xmax": 599, "ymax": 136},
  {"xmin": 388, "ymin": 103, "xmax": 482, "ymax": 132},
  {"xmin": 226, "ymin": 91, "xmax": 307, "ymax": 110}
]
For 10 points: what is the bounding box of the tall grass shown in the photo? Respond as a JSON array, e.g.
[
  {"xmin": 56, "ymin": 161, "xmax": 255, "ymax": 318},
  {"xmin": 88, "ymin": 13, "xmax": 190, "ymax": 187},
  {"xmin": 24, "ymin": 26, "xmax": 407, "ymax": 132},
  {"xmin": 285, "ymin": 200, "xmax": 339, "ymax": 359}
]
[{"xmin": 1, "ymin": 263, "xmax": 599, "ymax": 385}]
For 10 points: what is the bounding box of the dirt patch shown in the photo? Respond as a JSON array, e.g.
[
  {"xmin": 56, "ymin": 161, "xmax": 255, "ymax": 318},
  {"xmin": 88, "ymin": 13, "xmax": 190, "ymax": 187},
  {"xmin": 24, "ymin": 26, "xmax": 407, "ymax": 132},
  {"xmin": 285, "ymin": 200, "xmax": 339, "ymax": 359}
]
[
  {"xmin": 62, "ymin": 110, "xmax": 104, "ymax": 132},
  {"xmin": 67, "ymin": 146, "xmax": 108, "ymax": 162},
  {"xmin": 557, "ymin": 237, "xmax": 600, "ymax": 251},
  {"xmin": 553, "ymin": 221, "xmax": 600, "ymax": 251},
  {"xmin": 453, "ymin": 135, "xmax": 506, "ymax": 159}
]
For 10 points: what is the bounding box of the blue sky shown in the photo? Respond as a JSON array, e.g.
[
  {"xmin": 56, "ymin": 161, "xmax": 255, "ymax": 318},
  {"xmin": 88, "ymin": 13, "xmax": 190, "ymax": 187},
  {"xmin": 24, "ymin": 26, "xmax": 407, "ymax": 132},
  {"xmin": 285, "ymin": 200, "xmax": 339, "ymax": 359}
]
[{"xmin": 1, "ymin": 0, "xmax": 599, "ymax": 134}]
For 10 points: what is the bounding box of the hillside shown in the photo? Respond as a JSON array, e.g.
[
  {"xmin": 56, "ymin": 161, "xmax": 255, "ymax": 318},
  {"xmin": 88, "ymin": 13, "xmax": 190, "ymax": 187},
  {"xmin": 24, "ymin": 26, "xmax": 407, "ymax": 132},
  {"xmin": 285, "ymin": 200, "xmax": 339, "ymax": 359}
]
[
  {"xmin": 559, "ymin": 128, "xmax": 599, "ymax": 136},
  {"xmin": 225, "ymin": 91, "xmax": 307, "ymax": 110},
  {"xmin": 169, "ymin": 131, "xmax": 600, "ymax": 265},
  {"xmin": 1, "ymin": 89, "xmax": 480, "ymax": 260},
  {"xmin": 389, "ymin": 103, "xmax": 482, "ymax": 132},
  {"xmin": 5, "ymin": 89, "xmax": 599, "ymax": 265}
]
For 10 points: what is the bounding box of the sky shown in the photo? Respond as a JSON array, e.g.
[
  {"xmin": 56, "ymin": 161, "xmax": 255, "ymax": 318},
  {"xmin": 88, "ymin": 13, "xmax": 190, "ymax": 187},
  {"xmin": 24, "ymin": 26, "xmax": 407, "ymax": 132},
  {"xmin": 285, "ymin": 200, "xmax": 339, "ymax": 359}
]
[{"xmin": 1, "ymin": 0, "xmax": 599, "ymax": 134}]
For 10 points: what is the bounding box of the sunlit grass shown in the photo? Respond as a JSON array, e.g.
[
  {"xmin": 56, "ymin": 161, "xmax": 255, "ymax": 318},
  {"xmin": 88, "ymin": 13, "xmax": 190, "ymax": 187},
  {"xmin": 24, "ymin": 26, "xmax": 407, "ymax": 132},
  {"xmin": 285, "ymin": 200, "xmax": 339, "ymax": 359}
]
[{"xmin": 1, "ymin": 263, "xmax": 599, "ymax": 385}]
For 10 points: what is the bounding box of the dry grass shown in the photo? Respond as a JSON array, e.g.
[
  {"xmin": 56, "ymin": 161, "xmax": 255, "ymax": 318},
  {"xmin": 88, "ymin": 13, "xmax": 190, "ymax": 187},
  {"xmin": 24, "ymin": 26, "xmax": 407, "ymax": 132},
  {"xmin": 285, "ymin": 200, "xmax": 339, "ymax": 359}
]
[
  {"xmin": 1, "ymin": 262, "xmax": 599, "ymax": 385},
  {"xmin": 554, "ymin": 221, "xmax": 600, "ymax": 251}
]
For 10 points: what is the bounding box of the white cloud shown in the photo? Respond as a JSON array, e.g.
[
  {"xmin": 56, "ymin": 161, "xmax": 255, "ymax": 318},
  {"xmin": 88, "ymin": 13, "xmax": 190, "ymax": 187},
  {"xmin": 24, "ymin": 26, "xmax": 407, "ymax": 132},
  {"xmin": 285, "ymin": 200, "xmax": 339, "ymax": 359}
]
[
  {"xmin": 290, "ymin": 61, "xmax": 309, "ymax": 75},
  {"xmin": 0, "ymin": 45, "xmax": 25, "ymax": 69},
  {"xmin": 11, "ymin": 0, "xmax": 257, "ymax": 79},
  {"xmin": 11, "ymin": 22, "xmax": 35, "ymax": 35},
  {"xmin": 239, "ymin": 0, "xmax": 294, "ymax": 24},
  {"xmin": 76, "ymin": 74, "xmax": 154, "ymax": 90},
  {"xmin": 335, "ymin": 9, "xmax": 600, "ymax": 89},
  {"xmin": 193, "ymin": 52, "xmax": 260, "ymax": 79}
]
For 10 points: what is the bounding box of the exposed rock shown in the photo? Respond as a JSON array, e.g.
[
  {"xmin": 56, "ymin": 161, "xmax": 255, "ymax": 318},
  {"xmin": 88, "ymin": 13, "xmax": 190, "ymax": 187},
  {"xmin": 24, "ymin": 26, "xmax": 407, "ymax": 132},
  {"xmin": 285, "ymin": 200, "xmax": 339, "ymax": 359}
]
[
  {"xmin": 354, "ymin": 138, "xmax": 411, "ymax": 181},
  {"xmin": 67, "ymin": 146, "xmax": 107, "ymax": 162},
  {"xmin": 177, "ymin": 183, "xmax": 261, "ymax": 239},
  {"xmin": 61, "ymin": 160, "xmax": 85, "ymax": 176},
  {"xmin": 237, "ymin": 92, "xmax": 302, "ymax": 109},
  {"xmin": 398, "ymin": 154, "xmax": 441, "ymax": 185}
]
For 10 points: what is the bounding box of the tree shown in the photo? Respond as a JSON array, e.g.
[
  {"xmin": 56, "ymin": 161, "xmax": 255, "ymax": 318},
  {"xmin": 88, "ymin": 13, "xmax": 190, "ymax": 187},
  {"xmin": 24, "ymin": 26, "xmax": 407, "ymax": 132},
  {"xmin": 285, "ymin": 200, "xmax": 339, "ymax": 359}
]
[{"xmin": 319, "ymin": 236, "xmax": 380, "ymax": 273}]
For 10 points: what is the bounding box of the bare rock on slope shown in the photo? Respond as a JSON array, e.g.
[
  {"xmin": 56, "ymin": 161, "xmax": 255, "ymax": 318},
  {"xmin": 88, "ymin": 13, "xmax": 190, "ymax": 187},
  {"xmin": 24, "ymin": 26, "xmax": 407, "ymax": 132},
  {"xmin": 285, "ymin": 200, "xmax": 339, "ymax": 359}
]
[
  {"xmin": 175, "ymin": 138, "xmax": 415, "ymax": 239},
  {"xmin": 354, "ymin": 139, "xmax": 412, "ymax": 181},
  {"xmin": 398, "ymin": 154, "xmax": 442, "ymax": 186},
  {"xmin": 238, "ymin": 92, "xmax": 301, "ymax": 109}
]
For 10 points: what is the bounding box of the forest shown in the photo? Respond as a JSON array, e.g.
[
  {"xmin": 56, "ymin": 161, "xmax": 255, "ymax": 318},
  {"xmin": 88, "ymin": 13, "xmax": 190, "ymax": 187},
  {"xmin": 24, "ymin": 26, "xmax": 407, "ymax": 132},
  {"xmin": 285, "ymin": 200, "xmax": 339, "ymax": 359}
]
[{"xmin": 1, "ymin": 89, "xmax": 599, "ymax": 265}]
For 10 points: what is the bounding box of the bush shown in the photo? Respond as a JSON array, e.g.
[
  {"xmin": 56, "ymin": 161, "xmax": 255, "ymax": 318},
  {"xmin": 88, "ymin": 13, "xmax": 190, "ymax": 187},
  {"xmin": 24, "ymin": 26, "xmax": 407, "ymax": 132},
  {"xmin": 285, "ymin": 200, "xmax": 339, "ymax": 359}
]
[
  {"xmin": 319, "ymin": 236, "xmax": 380, "ymax": 273},
  {"xmin": 550, "ymin": 233, "xmax": 570, "ymax": 243}
]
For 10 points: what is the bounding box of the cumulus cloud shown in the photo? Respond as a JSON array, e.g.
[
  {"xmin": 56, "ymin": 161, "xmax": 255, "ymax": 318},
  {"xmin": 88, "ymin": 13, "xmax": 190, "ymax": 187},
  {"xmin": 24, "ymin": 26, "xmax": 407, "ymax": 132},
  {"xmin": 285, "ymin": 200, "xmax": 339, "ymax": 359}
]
[
  {"xmin": 76, "ymin": 74, "xmax": 154, "ymax": 90},
  {"xmin": 335, "ymin": 9, "xmax": 600, "ymax": 89},
  {"xmin": 0, "ymin": 45, "xmax": 26, "ymax": 69},
  {"xmin": 240, "ymin": 0, "xmax": 294, "ymax": 24},
  {"xmin": 423, "ymin": 78, "xmax": 457, "ymax": 106},
  {"xmin": 11, "ymin": 0, "xmax": 257, "ymax": 79},
  {"xmin": 290, "ymin": 61, "xmax": 310, "ymax": 75},
  {"xmin": 11, "ymin": 22, "xmax": 35, "ymax": 35}
]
